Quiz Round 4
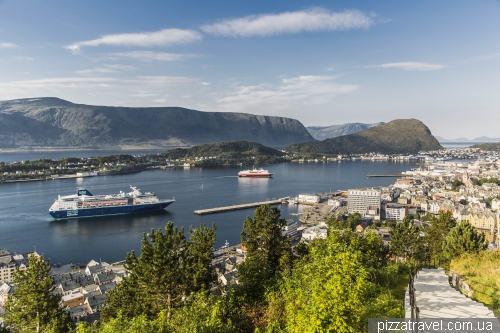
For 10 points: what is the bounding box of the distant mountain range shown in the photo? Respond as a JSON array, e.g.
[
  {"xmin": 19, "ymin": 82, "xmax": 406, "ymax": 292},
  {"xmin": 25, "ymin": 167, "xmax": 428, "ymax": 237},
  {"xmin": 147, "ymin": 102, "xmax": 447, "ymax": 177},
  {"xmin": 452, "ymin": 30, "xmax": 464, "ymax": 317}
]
[
  {"xmin": 306, "ymin": 122, "xmax": 384, "ymax": 140},
  {"xmin": 285, "ymin": 119, "xmax": 442, "ymax": 155},
  {"xmin": 0, "ymin": 98, "xmax": 315, "ymax": 149},
  {"xmin": 435, "ymin": 136, "xmax": 500, "ymax": 142}
]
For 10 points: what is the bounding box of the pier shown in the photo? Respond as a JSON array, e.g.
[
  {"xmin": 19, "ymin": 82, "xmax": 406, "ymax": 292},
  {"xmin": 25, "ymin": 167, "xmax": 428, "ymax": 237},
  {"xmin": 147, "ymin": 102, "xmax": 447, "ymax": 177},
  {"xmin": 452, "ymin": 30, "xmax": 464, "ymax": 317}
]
[
  {"xmin": 194, "ymin": 199, "xmax": 287, "ymax": 215},
  {"xmin": 367, "ymin": 174, "xmax": 406, "ymax": 177}
]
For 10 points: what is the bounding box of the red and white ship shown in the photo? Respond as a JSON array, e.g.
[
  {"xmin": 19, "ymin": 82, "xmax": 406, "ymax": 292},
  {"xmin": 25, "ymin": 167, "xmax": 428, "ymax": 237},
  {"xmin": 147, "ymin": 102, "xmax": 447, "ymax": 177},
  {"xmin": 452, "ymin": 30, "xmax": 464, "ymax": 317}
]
[{"xmin": 238, "ymin": 168, "xmax": 273, "ymax": 178}]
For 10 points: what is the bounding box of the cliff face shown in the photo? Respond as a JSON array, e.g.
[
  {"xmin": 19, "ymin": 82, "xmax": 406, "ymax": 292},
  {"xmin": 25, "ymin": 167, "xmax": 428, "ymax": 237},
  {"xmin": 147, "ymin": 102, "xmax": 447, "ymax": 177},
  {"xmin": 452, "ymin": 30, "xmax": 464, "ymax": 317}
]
[
  {"xmin": 306, "ymin": 122, "xmax": 384, "ymax": 140},
  {"xmin": 0, "ymin": 98, "xmax": 315, "ymax": 148},
  {"xmin": 285, "ymin": 119, "xmax": 442, "ymax": 155}
]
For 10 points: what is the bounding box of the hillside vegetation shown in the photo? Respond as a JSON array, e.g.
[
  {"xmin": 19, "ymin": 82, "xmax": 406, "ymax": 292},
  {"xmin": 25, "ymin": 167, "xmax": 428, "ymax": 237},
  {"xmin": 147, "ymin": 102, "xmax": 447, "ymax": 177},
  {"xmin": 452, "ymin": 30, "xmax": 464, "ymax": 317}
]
[
  {"xmin": 450, "ymin": 251, "xmax": 500, "ymax": 315},
  {"xmin": 306, "ymin": 122, "xmax": 384, "ymax": 140},
  {"xmin": 0, "ymin": 97, "xmax": 315, "ymax": 149},
  {"xmin": 285, "ymin": 119, "xmax": 442, "ymax": 156},
  {"xmin": 159, "ymin": 141, "xmax": 285, "ymax": 165},
  {"xmin": 471, "ymin": 143, "xmax": 500, "ymax": 152}
]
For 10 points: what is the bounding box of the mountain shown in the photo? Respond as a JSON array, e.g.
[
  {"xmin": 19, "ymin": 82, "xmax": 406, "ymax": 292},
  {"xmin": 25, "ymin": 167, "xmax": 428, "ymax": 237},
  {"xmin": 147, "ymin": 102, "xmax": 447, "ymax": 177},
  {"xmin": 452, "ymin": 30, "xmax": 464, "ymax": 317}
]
[
  {"xmin": 0, "ymin": 97, "xmax": 315, "ymax": 149},
  {"xmin": 472, "ymin": 136, "xmax": 500, "ymax": 142},
  {"xmin": 306, "ymin": 122, "xmax": 384, "ymax": 140},
  {"xmin": 435, "ymin": 136, "xmax": 500, "ymax": 142},
  {"xmin": 471, "ymin": 143, "xmax": 500, "ymax": 152},
  {"xmin": 284, "ymin": 119, "xmax": 442, "ymax": 155}
]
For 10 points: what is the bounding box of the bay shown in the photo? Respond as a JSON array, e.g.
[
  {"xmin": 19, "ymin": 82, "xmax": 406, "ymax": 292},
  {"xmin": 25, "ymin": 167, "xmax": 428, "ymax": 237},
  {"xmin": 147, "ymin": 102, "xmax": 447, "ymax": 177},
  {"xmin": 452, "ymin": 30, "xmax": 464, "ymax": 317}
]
[{"xmin": 0, "ymin": 160, "xmax": 417, "ymax": 264}]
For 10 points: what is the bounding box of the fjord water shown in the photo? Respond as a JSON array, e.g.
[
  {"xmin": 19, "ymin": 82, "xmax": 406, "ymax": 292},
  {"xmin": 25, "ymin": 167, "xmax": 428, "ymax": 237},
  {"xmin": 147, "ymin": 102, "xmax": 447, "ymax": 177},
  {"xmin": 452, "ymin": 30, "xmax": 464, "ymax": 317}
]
[{"xmin": 0, "ymin": 161, "xmax": 417, "ymax": 264}]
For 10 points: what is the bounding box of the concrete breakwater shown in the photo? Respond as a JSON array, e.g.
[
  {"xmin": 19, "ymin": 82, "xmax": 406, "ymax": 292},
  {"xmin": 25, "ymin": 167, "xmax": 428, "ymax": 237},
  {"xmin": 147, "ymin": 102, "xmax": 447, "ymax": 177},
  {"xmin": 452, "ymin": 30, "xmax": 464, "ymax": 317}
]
[{"xmin": 194, "ymin": 199, "xmax": 287, "ymax": 215}]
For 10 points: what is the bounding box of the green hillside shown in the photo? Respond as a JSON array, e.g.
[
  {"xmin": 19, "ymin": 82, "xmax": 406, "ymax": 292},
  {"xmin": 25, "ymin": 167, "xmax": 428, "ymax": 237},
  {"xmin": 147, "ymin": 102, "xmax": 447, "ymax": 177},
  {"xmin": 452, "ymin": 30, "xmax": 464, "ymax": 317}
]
[
  {"xmin": 285, "ymin": 119, "xmax": 442, "ymax": 156},
  {"xmin": 471, "ymin": 142, "xmax": 500, "ymax": 152}
]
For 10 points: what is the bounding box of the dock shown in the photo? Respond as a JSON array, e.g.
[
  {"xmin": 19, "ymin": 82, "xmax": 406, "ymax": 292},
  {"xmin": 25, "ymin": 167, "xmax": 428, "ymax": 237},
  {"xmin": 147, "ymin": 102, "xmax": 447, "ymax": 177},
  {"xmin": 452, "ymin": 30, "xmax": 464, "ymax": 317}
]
[
  {"xmin": 194, "ymin": 199, "xmax": 286, "ymax": 215},
  {"xmin": 367, "ymin": 174, "xmax": 406, "ymax": 177}
]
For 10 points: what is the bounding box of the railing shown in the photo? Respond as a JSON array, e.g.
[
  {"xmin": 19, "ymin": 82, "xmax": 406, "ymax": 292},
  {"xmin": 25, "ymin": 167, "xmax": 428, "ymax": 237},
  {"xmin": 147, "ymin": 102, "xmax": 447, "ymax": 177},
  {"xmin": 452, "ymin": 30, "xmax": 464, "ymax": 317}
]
[{"xmin": 408, "ymin": 270, "xmax": 420, "ymax": 324}]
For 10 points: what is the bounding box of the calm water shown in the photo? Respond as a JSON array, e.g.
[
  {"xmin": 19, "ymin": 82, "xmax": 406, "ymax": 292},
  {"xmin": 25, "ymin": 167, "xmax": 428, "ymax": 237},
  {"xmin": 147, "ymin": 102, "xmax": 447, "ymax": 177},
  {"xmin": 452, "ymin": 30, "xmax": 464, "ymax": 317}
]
[{"xmin": 0, "ymin": 160, "xmax": 417, "ymax": 264}]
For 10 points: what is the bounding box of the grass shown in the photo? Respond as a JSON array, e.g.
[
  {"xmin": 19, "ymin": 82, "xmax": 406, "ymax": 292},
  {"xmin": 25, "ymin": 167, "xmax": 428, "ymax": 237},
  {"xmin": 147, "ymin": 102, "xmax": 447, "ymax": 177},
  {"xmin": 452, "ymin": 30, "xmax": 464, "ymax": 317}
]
[{"xmin": 450, "ymin": 250, "xmax": 500, "ymax": 316}]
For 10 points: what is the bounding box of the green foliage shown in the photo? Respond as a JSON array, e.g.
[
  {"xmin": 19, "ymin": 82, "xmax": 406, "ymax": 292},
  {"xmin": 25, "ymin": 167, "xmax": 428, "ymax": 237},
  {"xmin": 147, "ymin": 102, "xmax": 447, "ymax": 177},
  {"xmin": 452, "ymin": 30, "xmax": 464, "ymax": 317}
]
[
  {"xmin": 424, "ymin": 211, "xmax": 456, "ymax": 266},
  {"xmin": 239, "ymin": 205, "xmax": 292, "ymax": 302},
  {"xmin": 265, "ymin": 230, "xmax": 403, "ymax": 333},
  {"xmin": 389, "ymin": 217, "xmax": 424, "ymax": 262},
  {"xmin": 450, "ymin": 251, "xmax": 500, "ymax": 315},
  {"xmin": 102, "ymin": 222, "xmax": 216, "ymax": 321},
  {"xmin": 4, "ymin": 255, "xmax": 73, "ymax": 333},
  {"xmin": 472, "ymin": 177, "xmax": 500, "ymax": 186},
  {"xmin": 442, "ymin": 221, "xmax": 488, "ymax": 259},
  {"xmin": 471, "ymin": 142, "xmax": 500, "ymax": 152},
  {"xmin": 327, "ymin": 213, "xmax": 361, "ymax": 231},
  {"xmin": 451, "ymin": 179, "xmax": 464, "ymax": 191}
]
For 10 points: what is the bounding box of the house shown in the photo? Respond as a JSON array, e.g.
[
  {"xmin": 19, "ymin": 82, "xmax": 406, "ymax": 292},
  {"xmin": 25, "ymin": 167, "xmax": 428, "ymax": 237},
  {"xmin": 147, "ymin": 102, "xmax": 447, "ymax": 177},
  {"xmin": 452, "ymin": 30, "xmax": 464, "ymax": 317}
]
[
  {"xmin": 356, "ymin": 222, "xmax": 368, "ymax": 232},
  {"xmin": 301, "ymin": 225, "xmax": 328, "ymax": 241}
]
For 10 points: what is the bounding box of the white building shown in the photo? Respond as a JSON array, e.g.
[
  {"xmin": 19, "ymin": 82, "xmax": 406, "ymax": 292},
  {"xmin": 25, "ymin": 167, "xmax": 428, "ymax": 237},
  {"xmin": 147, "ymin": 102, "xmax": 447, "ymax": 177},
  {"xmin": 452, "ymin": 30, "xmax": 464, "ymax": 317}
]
[
  {"xmin": 385, "ymin": 203, "xmax": 408, "ymax": 221},
  {"xmin": 298, "ymin": 194, "xmax": 320, "ymax": 204},
  {"xmin": 281, "ymin": 220, "xmax": 299, "ymax": 240},
  {"xmin": 347, "ymin": 188, "xmax": 381, "ymax": 220},
  {"xmin": 301, "ymin": 224, "xmax": 328, "ymax": 241}
]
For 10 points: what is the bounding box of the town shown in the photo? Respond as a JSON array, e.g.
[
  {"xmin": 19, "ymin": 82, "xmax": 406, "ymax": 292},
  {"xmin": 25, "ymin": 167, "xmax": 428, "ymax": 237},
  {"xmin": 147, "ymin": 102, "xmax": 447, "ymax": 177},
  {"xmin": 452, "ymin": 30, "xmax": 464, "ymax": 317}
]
[{"xmin": 1, "ymin": 149, "xmax": 499, "ymax": 326}]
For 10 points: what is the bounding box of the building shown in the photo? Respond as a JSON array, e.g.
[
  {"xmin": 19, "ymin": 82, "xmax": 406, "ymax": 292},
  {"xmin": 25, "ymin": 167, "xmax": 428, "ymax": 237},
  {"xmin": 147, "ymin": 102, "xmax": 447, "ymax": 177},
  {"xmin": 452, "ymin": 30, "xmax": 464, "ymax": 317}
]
[
  {"xmin": 0, "ymin": 250, "xmax": 32, "ymax": 284},
  {"xmin": 298, "ymin": 194, "xmax": 320, "ymax": 204},
  {"xmin": 347, "ymin": 188, "xmax": 381, "ymax": 220},
  {"xmin": 301, "ymin": 224, "xmax": 328, "ymax": 241},
  {"xmin": 385, "ymin": 203, "xmax": 408, "ymax": 221},
  {"xmin": 281, "ymin": 219, "xmax": 299, "ymax": 240}
]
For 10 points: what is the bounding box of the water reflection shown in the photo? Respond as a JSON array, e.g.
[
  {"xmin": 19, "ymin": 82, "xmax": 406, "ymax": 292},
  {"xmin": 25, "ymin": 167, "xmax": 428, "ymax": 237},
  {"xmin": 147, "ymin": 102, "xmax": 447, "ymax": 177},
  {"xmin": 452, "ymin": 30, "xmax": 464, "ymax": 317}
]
[{"xmin": 237, "ymin": 176, "xmax": 270, "ymax": 195}]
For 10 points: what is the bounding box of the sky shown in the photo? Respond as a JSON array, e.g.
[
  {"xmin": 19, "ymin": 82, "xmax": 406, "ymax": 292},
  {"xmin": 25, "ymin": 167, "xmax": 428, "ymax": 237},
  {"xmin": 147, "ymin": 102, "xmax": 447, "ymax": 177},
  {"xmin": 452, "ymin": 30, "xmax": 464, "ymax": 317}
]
[{"xmin": 0, "ymin": 0, "xmax": 499, "ymax": 139}]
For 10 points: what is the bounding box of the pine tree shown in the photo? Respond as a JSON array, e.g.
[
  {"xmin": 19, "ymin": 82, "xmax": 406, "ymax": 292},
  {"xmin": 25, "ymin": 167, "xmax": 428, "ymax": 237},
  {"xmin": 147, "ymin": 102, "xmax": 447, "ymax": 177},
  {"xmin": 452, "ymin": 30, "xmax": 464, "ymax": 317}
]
[
  {"xmin": 239, "ymin": 205, "xmax": 292, "ymax": 302},
  {"xmin": 443, "ymin": 221, "xmax": 488, "ymax": 259},
  {"xmin": 4, "ymin": 255, "xmax": 73, "ymax": 333},
  {"xmin": 425, "ymin": 211, "xmax": 456, "ymax": 266},
  {"xmin": 389, "ymin": 217, "xmax": 422, "ymax": 262},
  {"xmin": 102, "ymin": 221, "xmax": 216, "ymax": 321}
]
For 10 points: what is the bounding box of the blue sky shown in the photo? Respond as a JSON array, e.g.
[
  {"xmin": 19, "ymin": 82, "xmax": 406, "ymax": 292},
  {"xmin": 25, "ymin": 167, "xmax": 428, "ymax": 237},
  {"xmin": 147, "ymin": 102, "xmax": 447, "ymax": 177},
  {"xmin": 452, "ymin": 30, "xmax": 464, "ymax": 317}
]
[{"xmin": 0, "ymin": 0, "xmax": 499, "ymax": 139}]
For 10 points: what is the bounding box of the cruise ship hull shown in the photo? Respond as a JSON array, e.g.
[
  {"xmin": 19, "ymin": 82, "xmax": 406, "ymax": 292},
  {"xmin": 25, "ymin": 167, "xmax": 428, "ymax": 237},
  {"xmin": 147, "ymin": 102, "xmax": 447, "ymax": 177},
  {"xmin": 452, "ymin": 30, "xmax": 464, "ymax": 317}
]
[
  {"xmin": 238, "ymin": 174, "xmax": 272, "ymax": 178},
  {"xmin": 49, "ymin": 200, "xmax": 174, "ymax": 220}
]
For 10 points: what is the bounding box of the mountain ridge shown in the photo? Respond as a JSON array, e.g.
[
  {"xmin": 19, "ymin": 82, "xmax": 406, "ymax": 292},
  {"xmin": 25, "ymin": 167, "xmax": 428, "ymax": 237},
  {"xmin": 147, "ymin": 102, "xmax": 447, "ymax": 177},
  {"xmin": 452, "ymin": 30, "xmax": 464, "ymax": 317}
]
[
  {"xmin": 306, "ymin": 122, "xmax": 384, "ymax": 140},
  {"xmin": 0, "ymin": 97, "xmax": 315, "ymax": 149}
]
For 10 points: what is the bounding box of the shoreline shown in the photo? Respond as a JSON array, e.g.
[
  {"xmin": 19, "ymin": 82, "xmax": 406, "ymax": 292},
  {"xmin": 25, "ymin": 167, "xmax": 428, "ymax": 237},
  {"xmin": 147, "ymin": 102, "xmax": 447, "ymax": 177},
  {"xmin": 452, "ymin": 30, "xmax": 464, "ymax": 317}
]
[{"xmin": 0, "ymin": 146, "xmax": 183, "ymax": 153}]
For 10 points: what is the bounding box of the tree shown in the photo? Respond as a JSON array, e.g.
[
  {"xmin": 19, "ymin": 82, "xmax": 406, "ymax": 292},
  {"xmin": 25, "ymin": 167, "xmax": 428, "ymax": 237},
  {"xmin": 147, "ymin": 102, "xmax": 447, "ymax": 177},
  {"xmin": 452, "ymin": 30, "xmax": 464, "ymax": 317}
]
[
  {"xmin": 239, "ymin": 205, "xmax": 292, "ymax": 302},
  {"xmin": 102, "ymin": 222, "xmax": 216, "ymax": 321},
  {"xmin": 425, "ymin": 211, "xmax": 456, "ymax": 266},
  {"xmin": 442, "ymin": 221, "xmax": 488, "ymax": 259},
  {"xmin": 267, "ymin": 231, "xmax": 369, "ymax": 333},
  {"xmin": 4, "ymin": 255, "xmax": 73, "ymax": 333},
  {"xmin": 389, "ymin": 217, "xmax": 422, "ymax": 262}
]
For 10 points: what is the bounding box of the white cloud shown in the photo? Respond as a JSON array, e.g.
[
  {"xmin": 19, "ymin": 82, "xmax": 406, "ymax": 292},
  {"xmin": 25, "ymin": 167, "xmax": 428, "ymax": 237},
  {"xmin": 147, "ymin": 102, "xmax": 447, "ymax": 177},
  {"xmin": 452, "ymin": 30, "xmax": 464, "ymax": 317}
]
[
  {"xmin": 0, "ymin": 76, "xmax": 205, "ymax": 101},
  {"xmin": 75, "ymin": 68, "xmax": 118, "ymax": 75},
  {"xmin": 201, "ymin": 8, "xmax": 374, "ymax": 37},
  {"xmin": 370, "ymin": 62, "xmax": 445, "ymax": 71},
  {"xmin": 153, "ymin": 98, "xmax": 168, "ymax": 103},
  {"xmin": 215, "ymin": 75, "xmax": 358, "ymax": 113},
  {"xmin": 109, "ymin": 51, "xmax": 195, "ymax": 62},
  {"xmin": 104, "ymin": 64, "xmax": 135, "ymax": 71},
  {"xmin": 0, "ymin": 42, "xmax": 19, "ymax": 49},
  {"xmin": 66, "ymin": 28, "xmax": 202, "ymax": 53}
]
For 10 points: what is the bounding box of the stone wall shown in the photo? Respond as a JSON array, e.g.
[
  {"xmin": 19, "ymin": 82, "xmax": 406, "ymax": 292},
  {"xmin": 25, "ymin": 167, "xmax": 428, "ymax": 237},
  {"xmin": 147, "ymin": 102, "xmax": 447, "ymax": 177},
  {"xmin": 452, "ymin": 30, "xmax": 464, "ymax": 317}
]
[{"xmin": 449, "ymin": 269, "xmax": 473, "ymax": 298}]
